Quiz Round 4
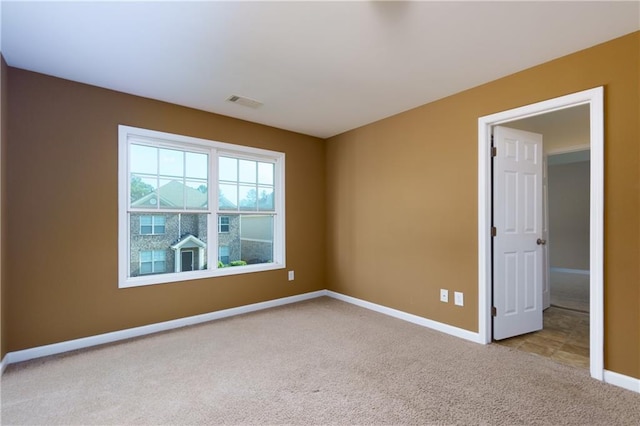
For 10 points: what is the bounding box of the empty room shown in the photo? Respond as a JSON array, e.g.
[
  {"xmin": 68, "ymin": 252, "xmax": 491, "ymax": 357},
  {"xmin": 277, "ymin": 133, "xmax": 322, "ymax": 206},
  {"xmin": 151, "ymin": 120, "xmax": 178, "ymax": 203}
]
[{"xmin": 1, "ymin": 2, "xmax": 639, "ymax": 425}]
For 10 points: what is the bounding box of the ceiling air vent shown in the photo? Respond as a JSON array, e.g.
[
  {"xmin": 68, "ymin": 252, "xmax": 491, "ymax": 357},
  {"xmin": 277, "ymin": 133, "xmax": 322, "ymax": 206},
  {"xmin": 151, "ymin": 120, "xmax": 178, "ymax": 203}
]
[{"xmin": 226, "ymin": 94, "xmax": 263, "ymax": 109}]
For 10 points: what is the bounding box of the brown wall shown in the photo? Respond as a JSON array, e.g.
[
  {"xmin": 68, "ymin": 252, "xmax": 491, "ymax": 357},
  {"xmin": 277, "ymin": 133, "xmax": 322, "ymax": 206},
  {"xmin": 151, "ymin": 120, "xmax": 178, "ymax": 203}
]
[
  {"xmin": 5, "ymin": 68, "xmax": 326, "ymax": 353},
  {"xmin": 326, "ymin": 32, "xmax": 639, "ymax": 378},
  {"xmin": 1, "ymin": 55, "xmax": 7, "ymax": 358}
]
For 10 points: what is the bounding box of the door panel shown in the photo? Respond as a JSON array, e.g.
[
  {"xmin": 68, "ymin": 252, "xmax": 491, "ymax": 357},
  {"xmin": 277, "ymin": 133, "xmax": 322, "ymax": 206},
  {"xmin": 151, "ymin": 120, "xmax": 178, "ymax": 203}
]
[{"xmin": 493, "ymin": 126, "xmax": 544, "ymax": 340}]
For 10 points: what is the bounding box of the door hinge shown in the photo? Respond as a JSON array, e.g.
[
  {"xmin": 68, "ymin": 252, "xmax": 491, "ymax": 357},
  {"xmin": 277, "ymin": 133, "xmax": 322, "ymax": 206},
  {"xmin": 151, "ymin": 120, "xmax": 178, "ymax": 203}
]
[
  {"xmin": 491, "ymin": 227, "xmax": 497, "ymax": 237},
  {"xmin": 491, "ymin": 146, "xmax": 497, "ymax": 157},
  {"xmin": 492, "ymin": 306, "xmax": 497, "ymax": 317}
]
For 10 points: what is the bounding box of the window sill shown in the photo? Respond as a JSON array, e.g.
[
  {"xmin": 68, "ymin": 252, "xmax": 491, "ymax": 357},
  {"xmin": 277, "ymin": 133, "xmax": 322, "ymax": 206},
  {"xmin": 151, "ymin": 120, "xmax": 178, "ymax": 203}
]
[{"xmin": 119, "ymin": 262, "xmax": 286, "ymax": 289}]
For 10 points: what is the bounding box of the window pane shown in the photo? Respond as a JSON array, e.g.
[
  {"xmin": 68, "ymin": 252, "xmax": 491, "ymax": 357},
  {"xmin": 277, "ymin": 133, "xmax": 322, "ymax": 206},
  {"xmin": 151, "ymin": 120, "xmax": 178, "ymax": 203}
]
[
  {"xmin": 159, "ymin": 148, "xmax": 184, "ymax": 177},
  {"xmin": 241, "ymin": 215, "xmax": 274, "ymax": 241},
  {"xmin": 158, "ymin": 179, "xmax": 183, "ymax": 209},
  {"xmin": 219, "ymin": 157, "xmax": 237, "ymax": 182},
  {"xmin": 240, "ymin": 215, "xmax": 274, "ymax": 265},
  {"xmin": 129, "ymin": 213, "xmax": 208, "ymax": 277},
  {"xmin": 130, "ymin": 175, "xmax": 158, "ymax": 207},
  {"xmin": 154, "ymin": 261, "xmax": 166, "ymax": 273},
  {"xmin": 141, "ymin": 216, "xmax": 164, "ymax": 234},
  {"xmin": 216, "ymin": 214, "xmax": 273, "ymax": 267},
  {"xmin": 239, "ymin": 186, "xmax": 257, "ymax": 211},
  {"xmin": 140, "ymin": 262, "xmax": 152, "ymax": 274},
  {"xmin": 257, "ymin": 187, "xmax": 274, "ymax": 211},
  {"xmin": 258, "ymin": 162, "xmax": 274, "ymax": 185},
  {"xmin": 185, "ymin": 180, "xmax": 208, "ymax": 209},
  {"xmin": 218, "ymin": 216, "xmax": 230, "ymax": 233},
  {"xmin": 217, "ymin": 214, "xmax": 240, "ymax": 267},
  {"xmin": 154, "ymin": 216, "xmax": 166, "ymax": 234},
  {"xmin": 239, "ymin": 160, "xmax": 256, "ymax": 184},
  {"xmin": 140, "ymin": 251, "xmax": 152, "ymax": 262},
  {"xmin": 186, "ymin": 152, "xmax": 208, "ymax": 179},
  {"xmin": 130, "ymin": 144, "xmax": 157, "ymax": 175},
  {"xmin": 219, "ymin": 245, "xmax": 230, "ymax": 265},
  {"xmin": 219, "ymin": 184, "xmax": 238, "ymax": 210}
]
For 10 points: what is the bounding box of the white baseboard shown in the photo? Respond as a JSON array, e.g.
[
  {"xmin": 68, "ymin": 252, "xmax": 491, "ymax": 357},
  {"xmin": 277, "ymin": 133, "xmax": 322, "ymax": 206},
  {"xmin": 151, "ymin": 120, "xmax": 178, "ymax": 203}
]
[
  {"xmin": 550, "ymin": 267, "xmax": 590, "ymax": 275},
  {"xmin": 326, "ymin": 290, "xmax": 483, "ymax": 344},
  {"xmin": 2, "ymin": 290, "xmax": 327, "ymax": 367},
  {"xmin": 604, "ymin": 370, "xmax": 640, "ymax": 393},
  {"xmin": 3, "ymin": 288, "xmax": 637, "ymax": 395}
]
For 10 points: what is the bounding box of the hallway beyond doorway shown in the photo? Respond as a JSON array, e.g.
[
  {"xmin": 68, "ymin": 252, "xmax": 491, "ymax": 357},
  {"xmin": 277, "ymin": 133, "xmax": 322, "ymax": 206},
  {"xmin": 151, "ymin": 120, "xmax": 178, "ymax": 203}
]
[
  {"xmin": 550, "ymin": 270, "xmax": 589, "ymax": 312},
  {"xmin": 494, "ymin": 307, "xmax": 589, "ymax": 369}
]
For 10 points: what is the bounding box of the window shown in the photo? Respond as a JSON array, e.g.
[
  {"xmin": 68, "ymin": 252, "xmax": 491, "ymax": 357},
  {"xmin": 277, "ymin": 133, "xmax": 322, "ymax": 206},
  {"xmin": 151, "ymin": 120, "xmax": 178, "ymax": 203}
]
[
  {"xmin": 140, "ymin": 215, "xmax": 166, "ymax": 235},
  {"xmin": 218, "ymin": 216, "xmax": 230, "ymax": 233},
  {"xmin": 140, "ymin": 250, "xmax": 166, "ymax": 274},
  {"xmin": 119, "ymin": 125, "xmax": 285, "ymax": 288},
  {"xmin": 219, "ymin": 246, "xmax": 230, "ymax": 265}
]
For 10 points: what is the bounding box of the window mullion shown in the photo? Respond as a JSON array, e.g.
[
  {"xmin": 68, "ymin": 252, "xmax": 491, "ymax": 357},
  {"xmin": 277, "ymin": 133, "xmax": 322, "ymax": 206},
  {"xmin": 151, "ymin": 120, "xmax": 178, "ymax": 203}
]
[{"xmin": 209, "ymin": 149, "xmax": 218, "ymax": 271}]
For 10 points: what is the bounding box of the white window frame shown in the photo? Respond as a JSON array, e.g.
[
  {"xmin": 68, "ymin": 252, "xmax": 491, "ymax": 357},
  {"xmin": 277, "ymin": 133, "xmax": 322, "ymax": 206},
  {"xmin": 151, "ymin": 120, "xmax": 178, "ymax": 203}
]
[{"xmin": 119, "ymin": 125, "xmax": 286, "ymax": 288}]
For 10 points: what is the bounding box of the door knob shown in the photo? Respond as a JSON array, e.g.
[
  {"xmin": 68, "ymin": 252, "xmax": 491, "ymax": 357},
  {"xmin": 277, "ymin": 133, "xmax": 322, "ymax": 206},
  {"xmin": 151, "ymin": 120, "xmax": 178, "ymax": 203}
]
[{"xmin": 537, "ymin": 238, "xmax": 547, "ymax": 245}]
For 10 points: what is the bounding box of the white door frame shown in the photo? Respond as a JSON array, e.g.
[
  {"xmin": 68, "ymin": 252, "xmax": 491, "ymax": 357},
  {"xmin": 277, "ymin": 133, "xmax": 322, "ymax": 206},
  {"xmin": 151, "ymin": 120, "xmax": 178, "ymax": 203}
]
[{"xmin": 478, "ymin": 87, "xmax": 604, "ymax": 380}]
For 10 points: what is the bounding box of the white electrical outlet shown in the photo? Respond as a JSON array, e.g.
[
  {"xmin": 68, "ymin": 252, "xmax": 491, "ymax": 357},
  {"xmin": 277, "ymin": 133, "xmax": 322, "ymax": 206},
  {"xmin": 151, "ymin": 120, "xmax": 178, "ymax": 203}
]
[
  {"xmin": 454, "ymin": 291, "xmax": 464, "ymax": 306},
  {"xmin": 288, "ymin": 270, "xmax": 295, "ymax": 281},
  {"xmin": 440, "ymin": 289, "xmax": 449, "ymax": 303}
]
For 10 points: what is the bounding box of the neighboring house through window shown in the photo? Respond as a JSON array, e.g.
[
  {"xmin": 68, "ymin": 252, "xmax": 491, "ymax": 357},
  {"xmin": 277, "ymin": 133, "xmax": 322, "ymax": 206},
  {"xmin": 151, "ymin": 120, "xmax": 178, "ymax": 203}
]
[
  {"xmin": 140, "ymin": 215, "xmax": 165, "ymax": 235},
  {"xmin": 219, "ymin": 246, "xmax": 230, "ymax": 264},
  {"xmin": 218, "ymin": 216, "xmax": 230, "ymax": 233},
  {"xmin": 119, "ymin": 125, "xmax": 285, "ymax": 288},
  {"xmin": 140, "ymin": 250, "xmax": 166, "ymax": 274}
]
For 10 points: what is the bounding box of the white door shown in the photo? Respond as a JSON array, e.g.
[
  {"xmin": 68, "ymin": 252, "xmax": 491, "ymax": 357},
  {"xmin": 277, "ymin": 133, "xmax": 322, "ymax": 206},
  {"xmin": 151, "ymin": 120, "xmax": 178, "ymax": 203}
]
[{"xmin": 493, "ymin": 126, "xmax": 544, "ymax": 340}]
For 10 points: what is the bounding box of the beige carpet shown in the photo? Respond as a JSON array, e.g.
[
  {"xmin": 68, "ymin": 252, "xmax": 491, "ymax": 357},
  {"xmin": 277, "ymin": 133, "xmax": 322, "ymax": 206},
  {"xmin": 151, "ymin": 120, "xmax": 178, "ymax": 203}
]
[{"xmin": 2, "ymin": 297, "xmax": 639, "ymax": 425}]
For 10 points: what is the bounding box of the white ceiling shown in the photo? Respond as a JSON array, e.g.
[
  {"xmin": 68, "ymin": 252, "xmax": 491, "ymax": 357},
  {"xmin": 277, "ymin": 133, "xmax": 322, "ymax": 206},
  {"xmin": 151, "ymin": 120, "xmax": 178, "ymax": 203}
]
[{"xmin": 2, "ymin": 1, "xmax": 639, "ymax": 139}]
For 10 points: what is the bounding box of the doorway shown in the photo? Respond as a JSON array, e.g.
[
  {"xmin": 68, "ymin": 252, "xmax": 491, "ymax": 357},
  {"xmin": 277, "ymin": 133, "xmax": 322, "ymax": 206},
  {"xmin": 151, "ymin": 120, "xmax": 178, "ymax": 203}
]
[
  {"xmin": 492, "ymin": 114, "xmax": 590, "ymax": 368},
  {"xmin": 181, "ymin": 250, "xmax": 195, "ymax": 272},
  {"xmin": 477, "ymin": 87, "xmax": 604, "ymax": 380}
]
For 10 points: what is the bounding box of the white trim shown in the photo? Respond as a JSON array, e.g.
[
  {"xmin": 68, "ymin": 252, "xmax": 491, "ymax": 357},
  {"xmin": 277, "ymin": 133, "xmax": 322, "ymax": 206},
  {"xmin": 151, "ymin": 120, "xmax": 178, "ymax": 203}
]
[
  {"xmin": 2, "ymin": 290, "xmax": 326, "ymax": 366},
  {"xmin": 326, "ymin": 291, "xmax": 483, "ymax": 343},
  {"xmin": 0, "ymin": 289, "xmax": 485, "ymax": 370},
  {"xmin": 478, "ymin": 87, "xmax": 604, "ymax": 381},
  {"xmin": 604, "ymin": 370, "xmax": 640, "ymax": 394},
  {"xmin": 550, "ymin": 267, "xmax": 590, "ymax": 276},
  {"xmin": 4, "ymin": 289, "xmax": 638, "ymax": 395}
]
